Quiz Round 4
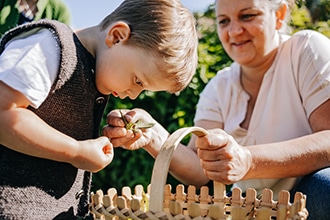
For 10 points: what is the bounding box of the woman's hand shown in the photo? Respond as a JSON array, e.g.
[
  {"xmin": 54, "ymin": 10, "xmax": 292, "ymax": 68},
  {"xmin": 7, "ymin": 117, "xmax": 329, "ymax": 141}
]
[{"xmin": 196, "ymin": 129, "xmax": 252, "ymax": 185}]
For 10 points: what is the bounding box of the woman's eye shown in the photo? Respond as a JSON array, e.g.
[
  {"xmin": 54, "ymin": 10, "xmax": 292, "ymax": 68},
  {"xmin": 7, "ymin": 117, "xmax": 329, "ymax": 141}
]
[
  {"xmin": 240, "ymin": 14, "xmax": 256, "ymax": 21},
  {"xmin": 218, "ymin": 19, "xmax": 229, "ymax": 27}
]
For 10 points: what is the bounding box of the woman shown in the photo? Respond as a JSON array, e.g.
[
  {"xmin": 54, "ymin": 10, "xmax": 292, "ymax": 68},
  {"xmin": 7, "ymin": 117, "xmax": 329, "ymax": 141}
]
[{"xmin": 104, "ymin": 0, "xmax": 330, "ymax": 219}]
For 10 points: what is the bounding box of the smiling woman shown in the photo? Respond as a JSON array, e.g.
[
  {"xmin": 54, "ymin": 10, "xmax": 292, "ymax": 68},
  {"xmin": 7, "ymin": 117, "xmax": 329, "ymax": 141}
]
[{"xmin": 63, "ymin": 0, "xmax": 214, "ymax": 29}]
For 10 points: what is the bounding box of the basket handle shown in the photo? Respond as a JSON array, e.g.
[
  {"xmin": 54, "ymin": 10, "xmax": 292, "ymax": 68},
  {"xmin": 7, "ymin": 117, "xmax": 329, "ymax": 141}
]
[{"xmin": 149, "ymin": 126, "xmax": 226, "ymax": 212}]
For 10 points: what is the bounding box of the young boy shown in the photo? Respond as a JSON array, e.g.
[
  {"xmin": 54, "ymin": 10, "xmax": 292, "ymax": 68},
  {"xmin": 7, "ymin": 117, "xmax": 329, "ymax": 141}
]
[{"xmin": 0, "ymin": 0, "xmax": 198, "ymax": 219}]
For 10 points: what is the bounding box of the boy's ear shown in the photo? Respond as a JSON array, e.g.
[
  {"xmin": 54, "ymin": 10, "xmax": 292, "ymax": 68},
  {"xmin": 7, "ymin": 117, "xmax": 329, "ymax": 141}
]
[
  {"xmin": 275, "ymin": 3, "xmax": 287, "ymax": 30},
  {"xmin": 105, "ymin": 22, "xmax": 131, "ymax": 47}
]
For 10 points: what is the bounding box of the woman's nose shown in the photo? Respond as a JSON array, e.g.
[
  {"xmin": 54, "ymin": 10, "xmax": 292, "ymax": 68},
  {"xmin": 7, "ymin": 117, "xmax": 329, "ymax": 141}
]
[{"xmin": 228, "ymin": 20, "xmax": 243, "ymax": 37}]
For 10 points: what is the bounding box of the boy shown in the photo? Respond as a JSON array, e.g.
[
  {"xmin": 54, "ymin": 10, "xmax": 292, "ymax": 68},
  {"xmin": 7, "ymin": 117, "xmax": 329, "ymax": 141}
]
[{"xmin": 0, "ymin": 0, "xmax": 198, "ymax": 219}]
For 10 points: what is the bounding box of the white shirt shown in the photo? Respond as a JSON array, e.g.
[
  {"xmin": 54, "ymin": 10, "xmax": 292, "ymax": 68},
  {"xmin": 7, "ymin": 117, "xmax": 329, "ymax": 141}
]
[
  {"xmin": 0, "ymin": 29, "xmax": 60, "ymax": 108},
  {"xmin": 194, "ymin": 30, "xmax": 330, "ymax": 197}
]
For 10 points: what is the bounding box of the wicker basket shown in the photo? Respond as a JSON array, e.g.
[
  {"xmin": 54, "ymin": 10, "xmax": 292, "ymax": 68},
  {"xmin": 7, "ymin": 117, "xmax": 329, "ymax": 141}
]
[{"xmin": 89, "ymin": 127, "xmax": 308, "ymax": 220}]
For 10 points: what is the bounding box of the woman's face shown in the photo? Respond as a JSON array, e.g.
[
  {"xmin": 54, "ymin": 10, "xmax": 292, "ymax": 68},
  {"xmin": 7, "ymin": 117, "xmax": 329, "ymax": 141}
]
[{"xmin": 215, "ymin": 0, "xmax": 282, "ymax": 67}]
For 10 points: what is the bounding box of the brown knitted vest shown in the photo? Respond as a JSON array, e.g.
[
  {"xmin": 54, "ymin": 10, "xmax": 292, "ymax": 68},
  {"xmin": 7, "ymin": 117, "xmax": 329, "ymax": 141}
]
[{"xmin": 0, "ymin": 20, "xmax": 109, "ymax": 219}]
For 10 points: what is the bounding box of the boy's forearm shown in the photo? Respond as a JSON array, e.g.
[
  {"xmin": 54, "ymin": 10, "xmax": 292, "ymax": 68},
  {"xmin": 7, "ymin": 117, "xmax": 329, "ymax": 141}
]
[
  {"xmin": 143, "ymin": 123, "xmax": 169, "ymax": 158},
  {"xmin": 0, "ymin": 108, "xmax": 79, "ymax": 164}
]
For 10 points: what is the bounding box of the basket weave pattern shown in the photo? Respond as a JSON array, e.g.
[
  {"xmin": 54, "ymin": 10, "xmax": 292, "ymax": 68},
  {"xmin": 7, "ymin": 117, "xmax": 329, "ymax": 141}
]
[
  {"xmin": 90, "ymin": 184, "xmax": 308, "ymax": 219},
  {"xmin": 89, "ymin": 127, "xmax": 308, "ymax": 220}
]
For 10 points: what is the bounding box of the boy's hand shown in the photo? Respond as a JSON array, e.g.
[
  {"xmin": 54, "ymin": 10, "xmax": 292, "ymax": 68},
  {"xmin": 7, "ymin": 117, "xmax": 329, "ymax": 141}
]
[
  {"xmin": 102, "ymin": 108, "xmax": 169, "ymax": 152},
  {"xmin": 72, "ymin": 137, "xmax": 114, "ymax": 172},
  {"xmin": 102, "ymin": 110, "xmax": 143, "ymax": 148},
  {"xmin": 119, "ymin": 110, "xmax": 155, "ymax": 133}
]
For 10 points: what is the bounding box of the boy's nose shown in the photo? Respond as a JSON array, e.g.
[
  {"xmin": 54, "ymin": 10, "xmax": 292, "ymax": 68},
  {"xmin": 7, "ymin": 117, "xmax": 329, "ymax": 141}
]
[{"xmin": 127, "ymin": 88, "xmax": 143, "ymax": 100}]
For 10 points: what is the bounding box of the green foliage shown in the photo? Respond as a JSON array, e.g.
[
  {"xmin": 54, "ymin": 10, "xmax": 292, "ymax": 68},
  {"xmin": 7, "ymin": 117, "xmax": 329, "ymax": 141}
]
[
  {"xmin": 291, "ymin": 2, "xmax": 330, "ymax": 37},
  {"xmin": 92, "ymin": 2, "xmax": 330, "ymax": 192},
  {"xmin": 304, "ymin": 0, "xmax": 330, "ymax": 22}
]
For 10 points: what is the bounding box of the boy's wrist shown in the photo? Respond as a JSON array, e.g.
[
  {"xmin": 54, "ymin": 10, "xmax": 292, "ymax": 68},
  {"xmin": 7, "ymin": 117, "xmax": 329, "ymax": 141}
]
[
  {"xmin": 66, "ymin": 138, "xmax": 80, "ymax": 164},
  {"xmin": 144, "ymin": 125, "xmax": 169, "ymax": 158}
]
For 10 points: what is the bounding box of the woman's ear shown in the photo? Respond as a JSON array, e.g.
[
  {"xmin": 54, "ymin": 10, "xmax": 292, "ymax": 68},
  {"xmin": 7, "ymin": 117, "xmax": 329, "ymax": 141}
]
[
  {"xmin": 105, "ymin": 22, "xmax": 131, "ymax": 47},
  {"xmin": 275, "ymin": 3, "xmax": 287, "ymax": 30}
]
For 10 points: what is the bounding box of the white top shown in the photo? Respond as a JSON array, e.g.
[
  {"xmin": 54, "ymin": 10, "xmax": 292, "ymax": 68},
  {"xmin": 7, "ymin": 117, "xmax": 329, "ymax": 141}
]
[
  {"xmin": 194, "ymin": 30, "xmax": 330, "ymax": 197},
  {"xmin": 0, "ymin": 29, "xmax": 59, "ymax": 108}
]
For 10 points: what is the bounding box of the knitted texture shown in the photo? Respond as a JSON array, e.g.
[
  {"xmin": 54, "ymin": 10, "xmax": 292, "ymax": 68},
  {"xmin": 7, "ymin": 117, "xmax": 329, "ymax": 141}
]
[{"xmin": 0, "ymin": 20, "xmax": 108, "ymax": 219}]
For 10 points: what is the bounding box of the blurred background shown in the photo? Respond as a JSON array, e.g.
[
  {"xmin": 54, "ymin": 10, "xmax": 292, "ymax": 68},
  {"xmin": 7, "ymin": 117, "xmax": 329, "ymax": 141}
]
[
  {"xmin": 63, "ymin": 0, "xmax": 214, "ymax": 29},
  {"xmin": 62, "ymin": 0, "xmax": 330, "ymax": 194}
]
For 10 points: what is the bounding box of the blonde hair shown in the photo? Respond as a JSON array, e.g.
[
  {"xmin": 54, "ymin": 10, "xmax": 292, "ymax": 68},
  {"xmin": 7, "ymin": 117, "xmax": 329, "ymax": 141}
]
[{"xmin": 100, "ymin": 0, "xmax": 198, "ymax": 93}]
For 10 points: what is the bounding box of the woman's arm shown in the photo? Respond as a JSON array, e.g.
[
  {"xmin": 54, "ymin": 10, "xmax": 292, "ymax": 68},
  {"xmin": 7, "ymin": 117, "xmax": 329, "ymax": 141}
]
[
  {"xmin": 197, "ymin": 100, "xmax": 330, "ymax": 184},
  {"xmin": 246, "ymin": 99, "xmax": 330, "ymax": 179}
]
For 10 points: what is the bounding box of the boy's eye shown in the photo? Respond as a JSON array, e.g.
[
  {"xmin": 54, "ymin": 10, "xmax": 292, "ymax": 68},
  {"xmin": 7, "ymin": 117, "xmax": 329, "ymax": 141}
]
[{"xmin": 135, "ymin": 77, "xmax": 143, "ymax": 87}]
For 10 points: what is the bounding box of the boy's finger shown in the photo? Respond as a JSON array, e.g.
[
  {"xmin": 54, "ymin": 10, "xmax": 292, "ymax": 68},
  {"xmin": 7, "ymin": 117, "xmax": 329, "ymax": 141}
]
[
  {"xmin": 106, "ymin": 110, "xmax": 125, "ymax": 126},
  {"xmin": 102, "ymin": 145, "xmax": 112, "ymax": 154},
  {"xmin": 102, "ymin": 125, "xmax": 127, "ymax": 138}
]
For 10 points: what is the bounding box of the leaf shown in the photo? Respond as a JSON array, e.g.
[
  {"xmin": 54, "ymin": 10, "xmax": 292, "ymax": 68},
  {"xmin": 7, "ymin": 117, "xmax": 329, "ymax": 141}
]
[{"xmin": 120, "ymin": 110, "xmax": 155, "ymax": 133}]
